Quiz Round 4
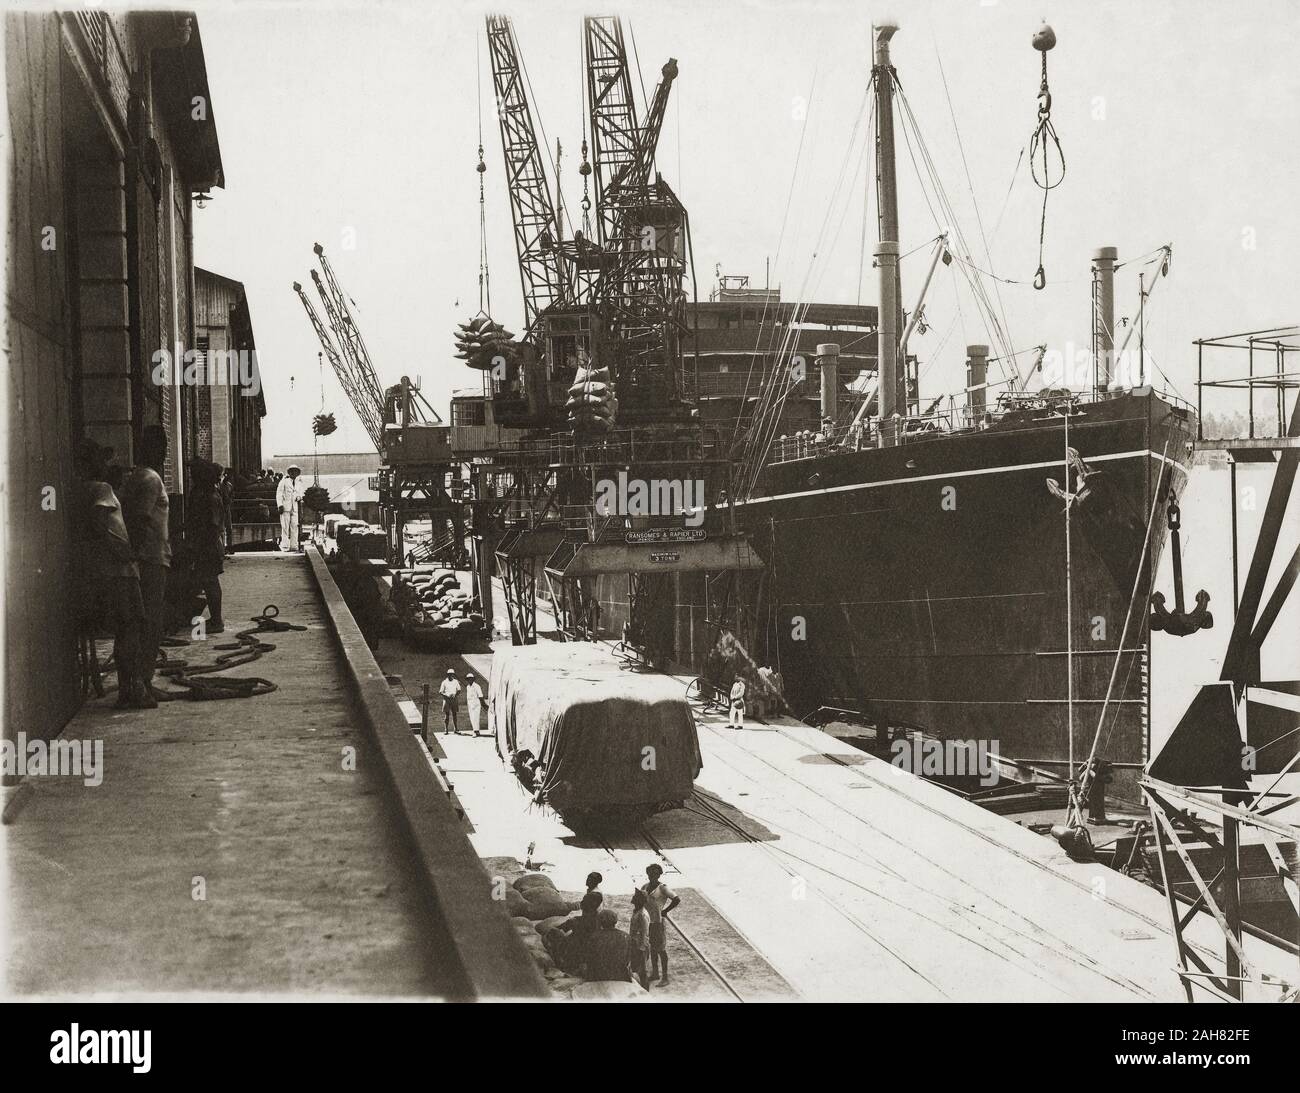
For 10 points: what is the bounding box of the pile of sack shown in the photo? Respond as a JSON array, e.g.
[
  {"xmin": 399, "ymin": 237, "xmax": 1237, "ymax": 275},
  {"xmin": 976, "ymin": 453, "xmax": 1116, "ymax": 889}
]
[
  {"xmin": 567, "ymin": 363, "xmax": 617, "ymax": 432},
  {"xmin": 391, "ymin": 566, "xmax": 486, "ymax": 634},
  {"xmin": 336, "ymin": 521, "xmax": 386, "ymax": 560},
  {"xmin": 454, "ymin": 314, "xmax": 515, "ymax": 370},
  {"xmin": 506, "ymin": 874, "xmax": 586, "ymax": 995}
]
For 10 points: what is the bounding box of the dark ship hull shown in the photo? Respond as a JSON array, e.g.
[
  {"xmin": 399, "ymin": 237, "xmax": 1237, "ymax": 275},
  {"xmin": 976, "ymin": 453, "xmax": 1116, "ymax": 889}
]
[{"xmin": 735, "ymin": 388, "xmax": 1196, "ymax": 798}]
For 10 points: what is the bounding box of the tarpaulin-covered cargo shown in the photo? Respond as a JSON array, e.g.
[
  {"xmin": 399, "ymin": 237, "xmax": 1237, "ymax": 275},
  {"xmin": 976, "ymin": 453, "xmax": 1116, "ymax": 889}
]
[{"xmin": 490, "ymin": 643, "xmax": 701, "ymax": 818}]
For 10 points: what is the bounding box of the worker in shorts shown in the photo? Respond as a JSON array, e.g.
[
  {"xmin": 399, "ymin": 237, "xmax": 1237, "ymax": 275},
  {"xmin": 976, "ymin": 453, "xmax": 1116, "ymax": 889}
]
[
  {"xmin": 641, "ymin": 863, "xmax": 680, "ymax": 986},
  {"xmin": 627, "ymin": 887, "xmax": 651, "ymax": 990},
  {"xmin": 728, "ymin": 673, "xmax": 747, "ymax": 729},
  {"xmin": 438, "ymin": 668, "xmax": 462, "ymax": 733},
  {"xmin": 465, "ymin": 673, "xmax": 485, "ymax": 735}
]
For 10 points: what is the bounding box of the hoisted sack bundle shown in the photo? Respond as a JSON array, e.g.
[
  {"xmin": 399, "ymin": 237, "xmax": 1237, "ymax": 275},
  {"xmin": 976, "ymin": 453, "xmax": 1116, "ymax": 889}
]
[
  {"xmin": 567, "ymin": 364, "xmax": 617, "ymax": 432},
  {"xmin": 454, "ymin": 315, "xmax": 515, "ymax": 369}
]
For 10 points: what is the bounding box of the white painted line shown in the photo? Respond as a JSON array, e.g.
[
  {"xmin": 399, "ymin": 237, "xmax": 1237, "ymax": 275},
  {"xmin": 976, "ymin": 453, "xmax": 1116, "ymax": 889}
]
[{"xmin": 737, "ymin": 448, "xmax": 1182, "ymax": 507}]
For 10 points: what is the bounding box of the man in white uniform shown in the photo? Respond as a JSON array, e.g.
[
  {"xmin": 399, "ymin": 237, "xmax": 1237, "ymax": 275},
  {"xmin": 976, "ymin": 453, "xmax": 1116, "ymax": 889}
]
[
  {"xmin": 276, "ymin": 466, "xmax": 303, "ymax": 552},
  {"xmin": 465, "ymin": 674, "xmax": 485, "ymax": 735}
]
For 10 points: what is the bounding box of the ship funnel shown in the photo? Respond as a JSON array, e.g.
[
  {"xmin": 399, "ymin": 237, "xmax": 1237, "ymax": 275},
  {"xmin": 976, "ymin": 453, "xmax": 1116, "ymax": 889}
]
[
  {"xmin": 966, "ymin": 344, "xmax": 989, "ymax": 421},
  {"xmin": 1092, "ymin": 246, "xmax": 1118, "ymax": 392},
  {"xmin": 816, "ymin": 344, "xmax": 841, "ymax": 427}
]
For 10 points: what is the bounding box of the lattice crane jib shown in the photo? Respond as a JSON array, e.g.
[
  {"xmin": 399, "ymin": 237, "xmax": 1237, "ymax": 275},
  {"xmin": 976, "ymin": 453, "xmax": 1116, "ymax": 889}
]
[
  {"xmin": 293, "ymin": 281, "xmax": 380, "ymax": 450},
  {"xmin": 313, "ymin": 244, "xmax": 389, "ymax": 429},
  {"xmin": 581, "ymin": 17, "xmax": 690, "ymax": 414},
  {"xmin": 309, "ymin": 268, "xmax": 384, "ymax": 451},
  {"xmin": 582, "ymin": 16, "xmax": 639, "ymax": 247},
  {"xmin": 485, "ymin": 14, "xmax": 568, "ymax": 332}
]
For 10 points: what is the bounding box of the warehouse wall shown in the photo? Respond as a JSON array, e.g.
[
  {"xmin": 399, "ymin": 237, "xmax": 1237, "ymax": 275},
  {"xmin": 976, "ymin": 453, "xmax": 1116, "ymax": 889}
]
[
  {"xmin": 4, "ymin": 11, "xmax": 219, "ymax": 748},
  {"xmin": 4, "ymin": 12, "xmax": 82, "ymax": 744}
]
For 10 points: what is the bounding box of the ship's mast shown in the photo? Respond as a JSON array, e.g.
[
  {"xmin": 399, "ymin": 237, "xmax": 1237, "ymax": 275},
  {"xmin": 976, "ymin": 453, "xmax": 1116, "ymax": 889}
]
[{"xmin": 873, "ymin": 22, "xmax": 903, "ymax": 444}]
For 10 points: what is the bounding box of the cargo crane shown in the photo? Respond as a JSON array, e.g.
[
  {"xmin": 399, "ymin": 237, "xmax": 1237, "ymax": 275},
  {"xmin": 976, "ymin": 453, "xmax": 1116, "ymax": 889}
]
[
  {"xmin": 460, "ymin": 15, "xmax": 757, "ymax": 648},
  {"xmin": 581, "ymin": 15, "xmax": 690, "ymax": 415},
  {"xmin": 483, "ymin": 15, "xmax": 571, "ymax": 330},
  {"xmin": 294, "ymin": 244, "xmax": 453, "ymax": 563},
  {"xmin": 292, "ymin": 280, "xmax": 383, "ymax": 450}
]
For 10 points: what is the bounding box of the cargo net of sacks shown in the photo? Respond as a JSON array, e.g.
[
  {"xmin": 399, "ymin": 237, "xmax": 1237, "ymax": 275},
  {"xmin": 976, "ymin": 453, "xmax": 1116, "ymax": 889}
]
[
  {"xmin": 567, "ymin": 364, "xmax": 617, "ymax": 432},
  {"xmin": 488, "ymin": 642, "xmax": 701, "ymax": 826},
  {"xmin": 390, "ymin": 566, "xmax": 486, "ymax": 635}
]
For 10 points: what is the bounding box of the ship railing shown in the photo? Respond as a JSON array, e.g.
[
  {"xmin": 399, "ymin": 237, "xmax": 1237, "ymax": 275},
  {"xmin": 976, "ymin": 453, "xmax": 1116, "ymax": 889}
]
[{"xmin": 763, "ymin": 384, "xmax": 1196, "ymax": 466}]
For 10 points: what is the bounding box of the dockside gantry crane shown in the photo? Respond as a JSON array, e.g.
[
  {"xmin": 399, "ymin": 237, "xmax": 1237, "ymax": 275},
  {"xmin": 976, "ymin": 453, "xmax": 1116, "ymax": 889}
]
[{"xmin": 460, "ymin": 14, "xmax": 757, "ymax": 649}]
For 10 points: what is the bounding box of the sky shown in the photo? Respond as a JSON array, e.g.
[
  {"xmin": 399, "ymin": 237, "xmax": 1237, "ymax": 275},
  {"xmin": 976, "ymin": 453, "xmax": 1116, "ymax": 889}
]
[{"xmin": 186, "ymin": 0, "xmax": 1300, "ymax": 458}]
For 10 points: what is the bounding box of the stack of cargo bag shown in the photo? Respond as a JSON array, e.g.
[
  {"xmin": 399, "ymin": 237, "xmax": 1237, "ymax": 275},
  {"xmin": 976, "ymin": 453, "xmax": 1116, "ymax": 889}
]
[
  {"xmin": 567, "ymin": 363, "xmax": 617, "ymax": 432},
  {"xmin": 392, "ymin": 567, "xmax": 487, "ymax": 635}
]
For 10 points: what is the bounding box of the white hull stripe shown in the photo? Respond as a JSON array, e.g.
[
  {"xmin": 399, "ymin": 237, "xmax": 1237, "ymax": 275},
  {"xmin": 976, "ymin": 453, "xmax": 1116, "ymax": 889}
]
[{"xmin": 737, "ymin": 448, "xmax": 1182, "ymax": 507}]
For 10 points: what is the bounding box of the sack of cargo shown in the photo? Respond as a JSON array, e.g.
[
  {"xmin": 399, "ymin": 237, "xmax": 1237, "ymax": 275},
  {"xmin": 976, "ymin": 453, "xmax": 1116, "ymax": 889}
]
[
  {"xmin": 517, "ymin": 888, "xmax": 569, "ymax": 914},
  {"xmin": 505, "ymin": 887, "xmax": 529, "ymax": 915},
  {"xmin": 513, "ymin": 873, "xmax": 557, "ymax": 894},
  {"xmin": 567, "ymin": 380, "xmax": 609, "ymax": 397}
]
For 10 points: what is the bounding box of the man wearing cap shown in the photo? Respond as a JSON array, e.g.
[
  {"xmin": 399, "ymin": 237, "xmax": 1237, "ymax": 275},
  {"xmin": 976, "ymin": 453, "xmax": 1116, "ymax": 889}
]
[
  {"xmin": 276, "ymin": 465, "xmax": 303, "ymax": 552},
  {"xmin": 438, "ymin": 668, "xmax": 462, "ymax": 733}
]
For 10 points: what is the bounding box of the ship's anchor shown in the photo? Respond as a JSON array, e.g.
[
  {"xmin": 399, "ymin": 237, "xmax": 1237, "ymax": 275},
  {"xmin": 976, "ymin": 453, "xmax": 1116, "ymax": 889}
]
[{"xmin": 1149, "ymin": 491, "xmax": 1213, "ymax": 636}]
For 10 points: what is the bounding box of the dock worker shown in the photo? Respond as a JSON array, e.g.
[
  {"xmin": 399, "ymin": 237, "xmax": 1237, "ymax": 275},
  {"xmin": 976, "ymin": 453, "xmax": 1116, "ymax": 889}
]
[
  {"xmin": 728, "ymin": 673, "xmax": 747, "ymax": 729},
  {"xmin": 186, "ymin": 459, "xmax": 227, "ymax": 635},
  {"xmin": 121, "ymin": 425, "xmax": 171, "ymax": 702},
  {"xmin": 276, "ymin": 465, "xmax": 303, "ymax": 552},
  {"xmin": 75, "ymin": 438, "xmax": 147, "ymax": 708},
  {"xmin": 641, "ymin": 863, "xmax": 680, "ymax": 987},
  {"xmin": 465, "ymin": 673, "xmax": 485, "ymax": 735},
  {"xmin": 439, "ymin": 669, "xmax": 462, "ymax": 733},
  {"xmin": 582, "ymin": 909, "xmax": 633, "ymax": 983},
  {"xmin": 628, "ymin": 888, "xmax": 651, "ymax": 990}
]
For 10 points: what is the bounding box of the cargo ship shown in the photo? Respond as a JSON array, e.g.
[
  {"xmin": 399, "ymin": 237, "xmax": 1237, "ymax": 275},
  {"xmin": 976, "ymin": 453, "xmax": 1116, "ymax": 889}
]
[
  {"xmin": 593, "ymin": 23, "xmax": 1198, "ymax": 803},
  {"xmin": 459, "ymin": 17, "xmax": 1199, "ymax": 804}
]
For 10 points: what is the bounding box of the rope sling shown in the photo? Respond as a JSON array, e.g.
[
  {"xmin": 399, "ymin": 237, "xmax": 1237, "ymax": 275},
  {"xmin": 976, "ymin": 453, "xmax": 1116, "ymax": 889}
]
[{"xmin": 1029, "ymin": 25, "xmax": 1065, "ymax": 290}]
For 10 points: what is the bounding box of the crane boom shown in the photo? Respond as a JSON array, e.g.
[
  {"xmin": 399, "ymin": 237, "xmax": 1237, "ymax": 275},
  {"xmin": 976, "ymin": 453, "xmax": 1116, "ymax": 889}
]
[
  {"xmin": 312, "ymin": 243, "xmax": 389, "ymax": 436},
  {"xmin": 582, "ymin": 16, "xmax": 640, "ymax": 246},
  {"xmin": 485, "ymin": 14, "xmax": 568, "ymax": 331},
  {"xmin": 622, "ymin": 57, "xmax": 677, "ymax": 190},
  {"xmin": 293, "ymin": 280, "xmax": 382, "ymax": 450},
  {"xmin": 309, "ymin": 255, "xmax": 386, "ymax": 450}
]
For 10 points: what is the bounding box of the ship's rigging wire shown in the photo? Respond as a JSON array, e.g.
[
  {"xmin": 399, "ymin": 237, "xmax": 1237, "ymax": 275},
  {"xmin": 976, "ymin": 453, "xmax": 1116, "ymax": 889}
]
[
  {"xmin": 743, "ymin": 86, "xmax": 873, "ymax": 493},
  {"xmin": 893, "ymin": 82, "xmax": 1020, "ymax": 383},
  {"xmin": 727, "ymin": 67, "xmax": 823, "ymax": 450},
  {"xmin": 738, "ymin": 79, "xmax": 876, "ymax": 495},
  {"xmin": 932, "ymin": 35, "xmax": 1017, "ymax": 365}
]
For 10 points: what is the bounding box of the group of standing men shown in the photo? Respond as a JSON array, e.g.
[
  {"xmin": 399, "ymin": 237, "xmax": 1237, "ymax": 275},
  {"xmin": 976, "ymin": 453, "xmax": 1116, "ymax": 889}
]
[
  {"xmin": 542, "ymin": 865, "xmax": 680, "ymax": 990},
  {"xmin": 75, "ymin": 426, "xmax": 227, "ymax": 707},
  {"xmin": 438, "ymin": 669, "xmax": 485, "ymax": 734}
]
